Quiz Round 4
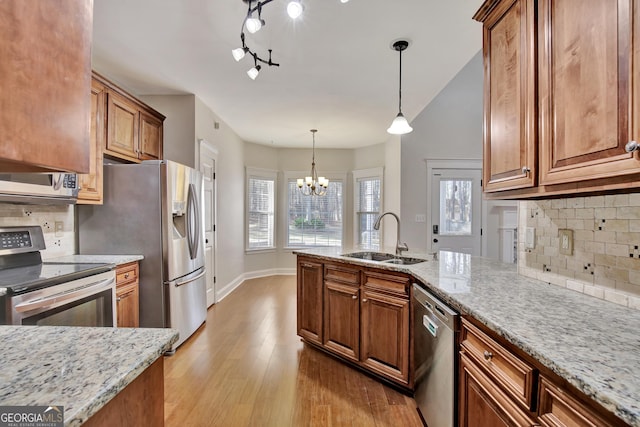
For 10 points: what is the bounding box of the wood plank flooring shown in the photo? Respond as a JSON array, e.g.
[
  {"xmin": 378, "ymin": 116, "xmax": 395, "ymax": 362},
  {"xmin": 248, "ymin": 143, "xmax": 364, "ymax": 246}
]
[{"xmin": 164, "ymin": 275, "xmax": 423, "ymax": 427}]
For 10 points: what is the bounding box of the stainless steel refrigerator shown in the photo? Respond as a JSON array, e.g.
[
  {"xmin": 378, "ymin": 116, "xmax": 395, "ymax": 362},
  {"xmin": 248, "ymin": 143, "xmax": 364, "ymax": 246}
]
[{"xmin": 78, "ymin": 160, "xmax": 206, "ymax": 350}]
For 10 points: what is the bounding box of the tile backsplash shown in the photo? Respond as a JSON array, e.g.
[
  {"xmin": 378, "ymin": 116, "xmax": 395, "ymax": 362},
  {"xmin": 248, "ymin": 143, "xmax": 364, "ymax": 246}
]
[
  {"xmin": 518, "ymin": 194, "xmax": 640, "ymax": 311},
  {"xmin": 0, "ymin": 204, "xmax": 75, "ymax": 259}
]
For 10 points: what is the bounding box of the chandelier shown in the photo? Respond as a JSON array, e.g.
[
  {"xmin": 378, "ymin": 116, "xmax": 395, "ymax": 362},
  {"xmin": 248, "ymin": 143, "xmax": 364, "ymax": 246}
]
[
  {"xmin": 232, "ymin": 0, "xmax": 350, "ymax": 80},
  {"xmin": 297, "ymin": 129, "xmax": 329, "ymax": 196}
]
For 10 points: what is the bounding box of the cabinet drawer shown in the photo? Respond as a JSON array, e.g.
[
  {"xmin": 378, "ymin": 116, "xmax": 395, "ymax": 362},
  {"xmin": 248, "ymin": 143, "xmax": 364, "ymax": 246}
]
[
  {"xmin": 461, "ymin": 319, "xmax": 536, "ymax": 411},
  {"xmin": 538, "ymin": 376, "xmax": 613, "ymax": 427},
  {"xmin": 325, "ymin": 263, "xmax": 360, "ymax": 286},
  {"xmin": 116, "ymin": 262, "xmax": 139, "ymax": 286},
  {"xmin": 362, "ymin": 270, "xmax": 410, "ymax": 298}
]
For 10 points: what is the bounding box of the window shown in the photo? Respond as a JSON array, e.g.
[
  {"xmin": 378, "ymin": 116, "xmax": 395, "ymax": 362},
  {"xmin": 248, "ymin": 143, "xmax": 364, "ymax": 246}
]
[
  {"xmin": 439, "ymin": 178, "xmax": 472, "ymax": 236},
  {"xmin": 353, "ymin": 168, "xmax": 383, "ymax": 249},
  {"xmin": 246, "ymin": 168, "xmax": 276, "ymax": 251},
  {"xmin": 287, "ymin": 177, "xmax": 344, "ymax": 247}
]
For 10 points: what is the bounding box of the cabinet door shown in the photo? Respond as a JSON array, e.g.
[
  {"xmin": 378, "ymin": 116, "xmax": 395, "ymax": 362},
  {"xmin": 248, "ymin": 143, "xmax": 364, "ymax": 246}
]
[
  {"xmin": 139, "ymin": 110, "xmax": 163, "ymax": 161},
  {"xmin": 539, "ymin": 0, "xmax": 640, "ymax": 184},
  {"xmin": 323, "ymin": 281, "xmax": 359, "ymax": 362},
  {"xmin": 460, "ymin": 353, "xmax": 537, "ymax": 427},
  {"xmin": 106, "ymin": 91, "xmax": 139, "ymax": 162},
  {"xmin": 0, "ymin": 0, "xmax": 92, "ymax": 173},
  {"xmin": 116, "ymin": 281, "xmax": 140, "ymax": 328},
  {"xmin": 77, "ymin": 78, "xmax": 106, "ymax": 204},
  {"xmin": 297, "ymin": 259, "xmax": 323, "ymax": 345},
  {"xmin": 478, "ymin": 0, "xmax": 537, "ymax": 192},
  {"xmin": 360, "ymin": 288, "xmax": 410, "ymax": 385}
]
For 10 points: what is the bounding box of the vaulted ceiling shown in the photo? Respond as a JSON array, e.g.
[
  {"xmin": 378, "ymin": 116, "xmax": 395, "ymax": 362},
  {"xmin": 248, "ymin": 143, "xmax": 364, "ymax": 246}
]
[{"xmin": 92, "ymin": 0, "xmax": 484, "ymax": 148}]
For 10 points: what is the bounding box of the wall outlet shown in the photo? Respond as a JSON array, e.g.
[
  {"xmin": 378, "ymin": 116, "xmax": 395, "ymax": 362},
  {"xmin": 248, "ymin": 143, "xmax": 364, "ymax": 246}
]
[
  {"xmin": 559, "ymin": 229, "xmax": 573, "ymax": 255},
  {"xmin": 55, "ymin": 221, "xmax": 64, "ymax": 237},
  {"xmin": 525, "ymin": 227, "xmax": 536, "ymax": 249}
]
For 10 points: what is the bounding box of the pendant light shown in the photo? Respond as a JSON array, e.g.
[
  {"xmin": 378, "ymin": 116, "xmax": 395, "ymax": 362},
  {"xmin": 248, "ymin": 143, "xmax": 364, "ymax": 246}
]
[
  {"xmin": 297, "ymin": 129, "xmax": 329, "ymax": 196},
  {"xmin": 387, "ymin": 40, "xmax": 413, "ymax": 135}
]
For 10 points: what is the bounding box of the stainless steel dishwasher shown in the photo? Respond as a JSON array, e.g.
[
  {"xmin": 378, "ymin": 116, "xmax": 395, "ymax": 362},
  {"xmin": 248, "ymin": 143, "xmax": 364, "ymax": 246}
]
[{"xmin": 412, "ymin": 283, "xmax": 459, "ymax": 427}]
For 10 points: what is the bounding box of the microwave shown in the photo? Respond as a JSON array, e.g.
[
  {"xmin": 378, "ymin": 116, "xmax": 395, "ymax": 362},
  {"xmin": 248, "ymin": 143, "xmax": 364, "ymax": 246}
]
[{"xmin": 0, "ymin": 173, "xmax": 79, "ymax": 204}]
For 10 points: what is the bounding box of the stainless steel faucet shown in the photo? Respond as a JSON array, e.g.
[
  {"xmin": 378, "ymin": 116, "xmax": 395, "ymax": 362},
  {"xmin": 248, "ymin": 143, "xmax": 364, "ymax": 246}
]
[{"xmin": 373, "ymin": 212, "xmax": 409, "ymax": 256}]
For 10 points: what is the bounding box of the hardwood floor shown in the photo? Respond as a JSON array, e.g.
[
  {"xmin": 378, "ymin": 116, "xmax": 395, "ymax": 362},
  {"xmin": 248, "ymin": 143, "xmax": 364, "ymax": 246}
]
[{"xmin": 164, "ymin": 275, "xmax": 423, "ymax": 427}]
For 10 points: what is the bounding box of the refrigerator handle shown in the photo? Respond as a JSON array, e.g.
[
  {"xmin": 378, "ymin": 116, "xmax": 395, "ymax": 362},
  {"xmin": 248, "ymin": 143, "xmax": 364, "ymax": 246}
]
[{"xmin": 187, "ymin": 183, "xmax": 200, "ymax": 260}]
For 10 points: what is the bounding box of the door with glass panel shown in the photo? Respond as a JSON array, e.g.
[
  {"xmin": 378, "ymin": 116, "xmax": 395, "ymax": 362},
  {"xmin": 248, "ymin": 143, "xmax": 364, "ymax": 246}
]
[{"xmin": 430, "ymin": 169, "xmax": 482, "ymax": 255}]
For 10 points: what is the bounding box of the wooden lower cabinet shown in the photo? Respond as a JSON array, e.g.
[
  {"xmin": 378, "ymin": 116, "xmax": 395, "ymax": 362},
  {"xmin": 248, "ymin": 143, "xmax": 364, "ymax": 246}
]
[
  {"xmin": 115, "ymin": 262, "xmax": 140, "ymax": 328},
  {"xmin": 297, "ymin": 258, "xmax": 324, "ymax": 345},
  {"xmin": 297, "ymin": 257, "xmax": 412, "ymax": 389},
  {"xmin": 360, "ymin": 287, "xmax": 410, "ymax": 385},
  {"xmin": 460, "ymin": 352, "xmax": 538, "ymax": 427}
]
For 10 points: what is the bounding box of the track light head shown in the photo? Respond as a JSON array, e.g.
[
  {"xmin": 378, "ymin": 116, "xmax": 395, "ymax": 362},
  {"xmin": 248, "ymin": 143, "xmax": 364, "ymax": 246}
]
[
  {"xmin": 247, "ymin": 64, "xmax": 261, "ymax": 80},
  {"xmin": 287, "ymin": 1, "xmax": 304, "ymax": 19},
  {"xmin": 232, "ymin": 47, "xmax": 248, "ymax": 61}
]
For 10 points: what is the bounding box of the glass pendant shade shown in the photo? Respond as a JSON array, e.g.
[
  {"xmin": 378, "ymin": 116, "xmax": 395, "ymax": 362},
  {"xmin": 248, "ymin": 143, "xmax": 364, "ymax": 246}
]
[
  {"xmin": 247, "ymin": 65, "xmax": 261, "ymax": 80},
  {"xmin": 232, "ymin": 47, "xmax": 246, "ymax": 62},
  {"xmin": 245, "ymin": 17, "xmax": 262, "ymax": 33},
  {"xmin": 387, "ymin": 112, "xmax": 413, "ymax": 135},
  {"xmin": 287, "ymin": 1, "xmax": 304, "ymax": 19}
]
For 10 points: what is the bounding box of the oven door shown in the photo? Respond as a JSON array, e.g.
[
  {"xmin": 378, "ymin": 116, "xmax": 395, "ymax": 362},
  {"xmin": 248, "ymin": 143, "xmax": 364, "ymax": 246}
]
[{"xmin": 9, "ymin": 271, "xmax": 116, "ymax": 327}]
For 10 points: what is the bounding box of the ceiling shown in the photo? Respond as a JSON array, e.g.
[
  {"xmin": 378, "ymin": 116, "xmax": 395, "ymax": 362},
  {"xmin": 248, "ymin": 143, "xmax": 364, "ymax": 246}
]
[{"xmin": 92, "ymin": 0, "xmax": 484, "ymax": 149}]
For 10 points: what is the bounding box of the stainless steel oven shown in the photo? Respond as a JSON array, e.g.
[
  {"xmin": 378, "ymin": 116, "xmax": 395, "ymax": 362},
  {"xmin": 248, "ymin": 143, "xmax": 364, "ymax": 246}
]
[
  {"xmin": 8, "ymin": 270, "xmax": 116, "ymax": 326},
  {"xmin": 0, "ymin": 226, "xmax": 116, "ymax": 327}
]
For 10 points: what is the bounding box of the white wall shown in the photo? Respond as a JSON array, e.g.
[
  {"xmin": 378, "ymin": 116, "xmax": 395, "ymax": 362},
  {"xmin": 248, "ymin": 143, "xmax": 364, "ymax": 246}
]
[
  {"xmin": 400, "ymin": 51, "xmax": 486, "ymax": 252},
  {"xmin": 140, "ymin": 95, "xmax": 196, "ymax": 167}
]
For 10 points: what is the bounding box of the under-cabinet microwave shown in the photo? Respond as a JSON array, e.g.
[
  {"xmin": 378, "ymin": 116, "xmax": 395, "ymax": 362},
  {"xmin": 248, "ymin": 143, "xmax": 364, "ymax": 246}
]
[{"xmin": 0, "ymin": 173, "xmax": 79, "ymax": 204}]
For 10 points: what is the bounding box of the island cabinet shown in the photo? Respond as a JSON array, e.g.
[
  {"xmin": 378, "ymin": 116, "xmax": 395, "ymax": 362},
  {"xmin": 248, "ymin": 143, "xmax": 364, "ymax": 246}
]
[
  {"xmin": 0, "ymin": 0, "xmax": 92, "ymax": 173},
  {"xmin": 297, "ymin": 257, "xmax": 324, "ymax": 346},
  {"xmin": 115, "ymin": 261, "xmax": 140, "ymax": 328},
  {"xmin": 474, "ymin": 0, "xmax": 640, "ymax": 198},
  {"xmin": 297, "ymin": 256, "xmax": 412, "ymax": 389},
  {"xmin": 459, "ymin": 318, "xmax": 627, "ymax": 427}
]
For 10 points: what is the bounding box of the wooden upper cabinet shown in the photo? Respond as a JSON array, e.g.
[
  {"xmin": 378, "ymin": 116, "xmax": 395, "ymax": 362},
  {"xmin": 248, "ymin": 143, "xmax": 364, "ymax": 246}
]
[
  {"xmin": 538, "ymin": 0, "xmax": 640, "ymax": 185},
  {"xmin": 77, "ymin": 79, "xmax": 106, "ymax": 204},
  {"xmin": 475, "ymin": 0, "xmax": 537, "ymax": 192},
  {"xmin": 139, "ymin": 111, "xmax": 163, "ymax": 161},
  {"xmin": 0, "ymin": 0, "xmax": 92, "ymax": 172},
  {"xmin": 106, "ymin": 91, "xmax": 140, "ymax": 162}
]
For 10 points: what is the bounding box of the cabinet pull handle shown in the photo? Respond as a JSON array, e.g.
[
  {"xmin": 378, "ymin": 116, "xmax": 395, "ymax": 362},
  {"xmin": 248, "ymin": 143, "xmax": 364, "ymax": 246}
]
[
  {"xmin": 521, "ymin": 166, "xmax": 530, "ymax": 174},
  {"xmin": 301, "ymin": 263, "xmax": 314, "ymax": 268},
  {"xmin": 625, "ymin": 140, "xmax": 639, "ymax": 153},
  {"xmin": 483, "ymin": 350, "xmax": 493, "ymax": 361},
  {"xmin": 362, "ymin": 298, "xmax": 368, "ymax": 303},
  {"xmin": 352, "ymin": 295, "xmax": 357, "ymax": 299}
]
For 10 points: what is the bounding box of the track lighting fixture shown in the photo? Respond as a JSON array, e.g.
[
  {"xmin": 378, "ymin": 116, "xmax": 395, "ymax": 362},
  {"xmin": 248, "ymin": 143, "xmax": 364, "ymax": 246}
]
[
  {"xmin": 232, "ymin": 0, "xmax": 348, "ymax": 79},
  {"xmin": 387, "ymin": 40, "xmax": 413, "ymax": 135},
  {"xmin": 297, "ymin": 129, "xmax": 329, "ymax": 196}
]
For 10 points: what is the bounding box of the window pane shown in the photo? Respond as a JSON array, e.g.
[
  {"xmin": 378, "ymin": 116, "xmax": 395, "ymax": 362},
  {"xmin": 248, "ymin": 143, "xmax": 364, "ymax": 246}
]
[
  {"xmin": 356, "ymin": 177, "xmax": 381, "ymax": 250},
  {"xmin": 248, "ymin": 177, "xmax": 275, "ymax": 249},
  {"xmin": 439, "ymin": 179, "xmax": 472, "ymax": 236},
  {"xmin": 288, "ymin": 180, "xmax": 343, "ymax": 247}
]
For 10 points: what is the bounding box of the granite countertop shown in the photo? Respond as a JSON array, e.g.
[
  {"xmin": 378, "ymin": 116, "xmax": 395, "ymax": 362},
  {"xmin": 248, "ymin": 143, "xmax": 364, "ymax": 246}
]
[
  {"xmin": 49, "ymin": 254, "xmax": 144, "ymax": 265},
  {"xmin": 295, "ymin": 247, "xmax": 640, "ymax": 427},
  {"xmin": 0, "ymin": 326, "xmax": 177, "ymax": 426}
]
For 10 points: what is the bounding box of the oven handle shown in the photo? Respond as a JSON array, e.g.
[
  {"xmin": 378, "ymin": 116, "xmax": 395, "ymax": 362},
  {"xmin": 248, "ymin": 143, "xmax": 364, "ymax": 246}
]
[{"xmin": 14, "ymin": 276, "xmax": 116, "ymax": 313}]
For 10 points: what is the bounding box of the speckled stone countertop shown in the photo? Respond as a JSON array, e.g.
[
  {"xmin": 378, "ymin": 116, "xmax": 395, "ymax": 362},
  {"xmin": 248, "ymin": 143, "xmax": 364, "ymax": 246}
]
[
  {"xmin": 294, "ymin": 247, "xmax": 640, "ymax": 427},
  {"xmin": 0, "ymin": 326, "xmax": 177, "ymax": 426},
  {"xmin": 49, "ymin": 254, "xmax": 144, "ymax": 265}
]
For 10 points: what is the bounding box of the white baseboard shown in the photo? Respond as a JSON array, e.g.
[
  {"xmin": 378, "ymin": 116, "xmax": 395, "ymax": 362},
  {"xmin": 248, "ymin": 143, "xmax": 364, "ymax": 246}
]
[{"xmin": 214, "ymin": 268, "xmax": 296, "ymax": 303}]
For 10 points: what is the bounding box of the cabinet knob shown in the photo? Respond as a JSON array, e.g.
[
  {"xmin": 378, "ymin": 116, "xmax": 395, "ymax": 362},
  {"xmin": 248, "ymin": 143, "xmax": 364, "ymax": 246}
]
[
  {"xmin": 352, "ymin": 295, "xmax": 357, "ymax": 299},
  {"xmin": 625, "ymin": 140, "xmax": 639, "ymax": 153},
  {"xmin": 124, "ymin": 273, "xmax": 129, "ymax": 279},
  {"xmin": 521, "ymin": 166, "xmax": 530, "ymax": 174},
  {"xmin": 362, "ymin": 298, "xmax": 368, "ymax": 303},
  {"xmin": 483, "ymin": 350, "xmax": 493, "ymax": 361},
  {"xmin": 116, "ymin": 297, "xmax": 122, "ymax": 302}
]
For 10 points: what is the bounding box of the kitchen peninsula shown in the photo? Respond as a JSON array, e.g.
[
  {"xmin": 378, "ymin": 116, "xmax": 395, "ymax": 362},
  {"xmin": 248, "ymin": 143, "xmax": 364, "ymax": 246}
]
[
  {"xmin": 0, "ymin": 326, "xmax": 177, "ymax": 426},
  {"xmin": 294, "ymin": 247, "xmax": 640, "ymax": 427}
]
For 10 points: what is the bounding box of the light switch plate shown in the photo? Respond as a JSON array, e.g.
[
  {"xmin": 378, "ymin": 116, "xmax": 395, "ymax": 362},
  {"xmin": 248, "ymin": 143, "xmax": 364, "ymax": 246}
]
[
  {"xmin": 525, "ymin": 227, "xmax": 536, "ymax": 249},
  {"xmin": 559, "ymin": 229, "xmax": 573, "ymax": 255}
]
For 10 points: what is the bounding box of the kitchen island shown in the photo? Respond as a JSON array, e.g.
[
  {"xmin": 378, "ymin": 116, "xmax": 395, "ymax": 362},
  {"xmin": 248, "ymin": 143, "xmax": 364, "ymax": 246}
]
[
  {"xmin": 294, "ymin": 247, "xmax": 640, "ymax": 427},
  {"xmin": 0, "ymin": 325, "xmax": 177, "ymax": 426}
]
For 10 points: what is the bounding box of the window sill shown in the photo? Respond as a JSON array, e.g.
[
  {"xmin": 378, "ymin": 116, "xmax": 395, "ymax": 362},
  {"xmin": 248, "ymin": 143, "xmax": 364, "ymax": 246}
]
[{"xmin": 245, "ymin": 248, "xmax": 277, "ymax": 255}]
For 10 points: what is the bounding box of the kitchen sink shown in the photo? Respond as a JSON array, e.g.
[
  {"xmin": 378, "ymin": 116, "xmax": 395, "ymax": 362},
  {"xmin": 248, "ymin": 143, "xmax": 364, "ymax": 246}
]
[{"xmin": 341, "ymin": 252, "xmax": 426, "ymax": 265}]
